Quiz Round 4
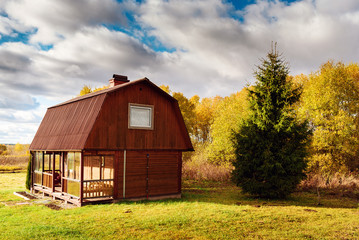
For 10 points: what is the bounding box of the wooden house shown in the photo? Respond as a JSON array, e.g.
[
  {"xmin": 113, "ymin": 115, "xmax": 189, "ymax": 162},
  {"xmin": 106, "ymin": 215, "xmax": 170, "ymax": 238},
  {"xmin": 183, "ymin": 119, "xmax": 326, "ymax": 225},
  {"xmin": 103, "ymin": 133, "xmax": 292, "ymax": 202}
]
[{"xmin": 29, "ymin": 75, "xmax": 193, "ymax": 206}]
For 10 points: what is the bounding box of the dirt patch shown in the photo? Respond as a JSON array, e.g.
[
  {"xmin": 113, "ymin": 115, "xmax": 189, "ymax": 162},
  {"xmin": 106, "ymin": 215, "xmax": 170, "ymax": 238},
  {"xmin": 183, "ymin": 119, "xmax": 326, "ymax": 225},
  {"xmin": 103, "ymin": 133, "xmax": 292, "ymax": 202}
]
[
  {"xmin": 303, "ymin": 209, "xmax": 318, "ymax": 212},
  {"xmin": 45, "ymin": 203, "xmax": 63, "ymax": 210},
  {"xmin": 15, "ymin": 191, "xmax": 38, "ymax": 200},
  {"xmin": 11, "ymin": 192, "xmax": 76, "ymax": 210}
]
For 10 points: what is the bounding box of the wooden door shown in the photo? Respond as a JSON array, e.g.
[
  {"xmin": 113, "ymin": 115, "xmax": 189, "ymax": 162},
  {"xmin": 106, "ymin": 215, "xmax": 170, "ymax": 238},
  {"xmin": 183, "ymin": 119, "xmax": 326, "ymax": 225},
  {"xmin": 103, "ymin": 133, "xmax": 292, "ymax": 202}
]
[
  {"xmin": 123, "ymin": 151, "xmax": 180, "ymax": 199},
  {"xmin": 124, "ymin": 151, "xmax": 148, "ymax": 198}
]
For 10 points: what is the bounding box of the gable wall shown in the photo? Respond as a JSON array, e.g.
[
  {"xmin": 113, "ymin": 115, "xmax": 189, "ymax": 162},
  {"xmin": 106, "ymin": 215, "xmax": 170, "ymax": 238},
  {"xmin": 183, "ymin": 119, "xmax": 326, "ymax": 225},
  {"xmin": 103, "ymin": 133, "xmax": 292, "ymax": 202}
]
[{"xmin": 84, "ymin": 82, "xmax": 192, "ymax": 150}]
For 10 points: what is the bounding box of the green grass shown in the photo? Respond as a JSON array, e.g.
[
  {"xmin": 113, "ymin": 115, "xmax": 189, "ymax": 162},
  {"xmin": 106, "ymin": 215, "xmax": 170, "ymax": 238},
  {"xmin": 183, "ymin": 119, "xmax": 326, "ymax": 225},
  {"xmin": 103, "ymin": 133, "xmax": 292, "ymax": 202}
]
[
  {"xmin": 1, "ymin": 173, "xmax": 359, "ymax": 239},
  {"xmin": 0, "ymin": 172, "xmax": 26, "ymax": 201}
]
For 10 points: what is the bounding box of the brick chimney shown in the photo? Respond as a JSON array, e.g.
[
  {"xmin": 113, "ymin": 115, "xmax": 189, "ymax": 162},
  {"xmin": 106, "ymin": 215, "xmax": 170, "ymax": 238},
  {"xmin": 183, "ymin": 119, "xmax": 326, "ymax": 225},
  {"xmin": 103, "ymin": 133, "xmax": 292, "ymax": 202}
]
[{"xmin": 109, "ymin": 74, "xmax": 129, "ymax": 87}]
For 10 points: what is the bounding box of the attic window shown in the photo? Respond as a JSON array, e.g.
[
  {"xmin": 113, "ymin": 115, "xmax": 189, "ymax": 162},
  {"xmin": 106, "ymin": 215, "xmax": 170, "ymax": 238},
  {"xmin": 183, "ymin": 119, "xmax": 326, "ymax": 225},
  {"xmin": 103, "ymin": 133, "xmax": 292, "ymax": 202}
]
[{"xmin": 129, "ymin": 104, "xmax": 154, "ymax": 129}]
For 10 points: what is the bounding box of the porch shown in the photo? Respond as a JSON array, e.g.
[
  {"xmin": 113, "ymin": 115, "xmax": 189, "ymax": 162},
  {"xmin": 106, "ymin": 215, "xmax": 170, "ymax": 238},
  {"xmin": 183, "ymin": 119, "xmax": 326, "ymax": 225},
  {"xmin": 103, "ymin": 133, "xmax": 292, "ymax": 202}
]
[{"xmin": 31, "ymin": 151, "xmax": 115, "ymax": 206}]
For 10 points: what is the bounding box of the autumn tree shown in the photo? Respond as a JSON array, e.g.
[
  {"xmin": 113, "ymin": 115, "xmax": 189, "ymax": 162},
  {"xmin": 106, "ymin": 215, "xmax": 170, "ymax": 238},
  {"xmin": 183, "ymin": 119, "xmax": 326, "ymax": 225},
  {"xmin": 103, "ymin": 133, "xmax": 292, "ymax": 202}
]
[
  {"xmin": 298, "ymin": 61, "xmax": 359, "ymax": 174},
  {"xmin": 0, "ymin": 144, "xmax": 6, "ymax": 155},
  {"xmin": 79, "ymin": 85, "xmax": 92, "ymax": 96},
  {"xmin": 192, "ymin": 96, "xmax": 222, "ymax": 143},
  {"xmin": 14, "ymin": 143, "xmax": 24, "ymax": 153},
  {"xmin": 159, "ymin": 85, "xmax": 171, "ymax": 94},
  {"xmin": 207, "ymin": 89, "xmax": 249, "ymax": 165},
  {"xmin": 172, "ymin": 92, "xmax": 196, "ymax": 137},
  {"xmin": 232, "ymin": 47, "xmax": 311, "ymax": 198},
  {"xmin": 79, "ymin": 85, "xmax": 109, "ymax": 96},
  {"xmin": 160, "ymin": 85, "xmax": 214, "ymax": 144}
]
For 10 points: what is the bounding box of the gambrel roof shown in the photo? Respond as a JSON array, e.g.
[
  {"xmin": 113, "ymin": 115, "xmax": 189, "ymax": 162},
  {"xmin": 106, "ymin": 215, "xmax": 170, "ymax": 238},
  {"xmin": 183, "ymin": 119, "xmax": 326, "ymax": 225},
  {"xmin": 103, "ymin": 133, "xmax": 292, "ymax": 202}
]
[{"xmin": 30, "ymin": 78, "xmax": 193, "ymax": 151}]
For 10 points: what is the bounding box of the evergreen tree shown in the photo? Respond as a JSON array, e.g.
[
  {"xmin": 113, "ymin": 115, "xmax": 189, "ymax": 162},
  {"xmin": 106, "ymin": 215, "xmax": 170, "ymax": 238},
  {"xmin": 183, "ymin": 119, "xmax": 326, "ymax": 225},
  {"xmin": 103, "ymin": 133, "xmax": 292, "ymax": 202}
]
[
  {"xmin": 232, "ymin": 45, "xmax": 311, "ymax": 198},
  {"xmin": 26, "ymin": 154, "xmax": 32, "ymax": 190}
]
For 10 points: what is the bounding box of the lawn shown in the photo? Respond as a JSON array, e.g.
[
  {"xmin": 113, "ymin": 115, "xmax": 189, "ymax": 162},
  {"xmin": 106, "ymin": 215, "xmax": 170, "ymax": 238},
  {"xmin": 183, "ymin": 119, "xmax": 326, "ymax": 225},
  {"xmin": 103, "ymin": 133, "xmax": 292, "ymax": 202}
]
[{"xmin": 1, "ymin": 173, "xmax": 359, "ymax": 239}]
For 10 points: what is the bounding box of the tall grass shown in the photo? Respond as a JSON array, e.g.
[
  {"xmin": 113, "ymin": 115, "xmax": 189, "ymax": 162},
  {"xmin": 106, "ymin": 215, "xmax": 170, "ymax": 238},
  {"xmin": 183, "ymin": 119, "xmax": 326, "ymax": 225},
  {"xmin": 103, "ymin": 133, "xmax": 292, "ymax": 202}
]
[
  {"xmin": 0, "ymin": 144, "xmax": 29, "ymax": 171},
  {"xmin": 183, "ymin": 159, "xmax": 231, "ymax": 182},
  {"xmin": 298, "ymin": 173, "xmax": 359, "ymax": 198},
  {"xmin": 182, "ymin": 143, "xmax": 231, "ymax": 181},
  {"xmin": 0, "ymin": 155, "xmax": 28, "ymax": 166}
]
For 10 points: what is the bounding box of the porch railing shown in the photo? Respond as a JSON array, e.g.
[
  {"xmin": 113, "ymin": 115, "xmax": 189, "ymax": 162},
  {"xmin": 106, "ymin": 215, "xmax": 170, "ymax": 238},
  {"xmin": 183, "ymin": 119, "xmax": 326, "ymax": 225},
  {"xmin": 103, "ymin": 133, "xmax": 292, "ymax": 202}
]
[
  {"xmin": 83, "ymin": 179, "xmax": 114, "ymax": 199},
  {"xmin": 63, "ymin": 177, "xmax": 80, "ymax": 198},
  {"xmin": 42, "ymin": 172, "xmax": 53, "ymax": 189}
]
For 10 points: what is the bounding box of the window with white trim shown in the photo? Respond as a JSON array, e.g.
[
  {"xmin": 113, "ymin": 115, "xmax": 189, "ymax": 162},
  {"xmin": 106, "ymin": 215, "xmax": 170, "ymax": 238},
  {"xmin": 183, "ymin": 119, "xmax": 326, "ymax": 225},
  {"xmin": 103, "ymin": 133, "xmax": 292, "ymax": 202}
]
[{"xmin": 129, "ymin": 104, "xmax": 154, "ymax": 129}]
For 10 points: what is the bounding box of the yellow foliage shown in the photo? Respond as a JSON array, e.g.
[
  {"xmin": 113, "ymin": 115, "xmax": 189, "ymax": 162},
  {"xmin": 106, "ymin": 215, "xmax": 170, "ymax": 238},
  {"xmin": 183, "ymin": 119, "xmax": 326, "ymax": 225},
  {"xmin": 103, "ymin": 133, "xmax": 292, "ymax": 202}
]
[
  {"xmin": 14, "ymin": 143, "xmax": 24, "ymax": 152},
  {"xmin": 0, "ymin": 144, "xmax": 6, "ymax": 155},
  {"xmin": 193, "ymin": 96, "xmax": 223, "ymax": 143},
  {"xmin": 207, "ymin": 88, "xmax": 250, "ymax": 164},
  {"xmin": 79, "ymin": 85, "xmax": 92, "ymax": 96},
  {"xmin": 159, "ymin": 85, "xmax": 171, "ymax": 94},
  {"xmin": 298, "ymin": 60, "xmax": 359, "ymax": 174},
  {"xmin": 78, "ymin": 84, "xmax": 109, "ymax": 96},
  {"xmin": 93, "ymin": 85, "xmax": 109, "ymax": 92},
  {"xmin": 172, "ymin": 92, "xmax": 196, "ymax": 137}
]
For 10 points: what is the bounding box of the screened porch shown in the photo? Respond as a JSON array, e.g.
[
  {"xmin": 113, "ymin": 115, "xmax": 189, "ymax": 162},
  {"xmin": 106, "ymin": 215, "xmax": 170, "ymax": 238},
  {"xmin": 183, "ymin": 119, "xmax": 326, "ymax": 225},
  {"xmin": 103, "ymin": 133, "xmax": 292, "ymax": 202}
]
[{"xmin": 32, "ymin": 151, "xmax": 114, "ymax": 205}]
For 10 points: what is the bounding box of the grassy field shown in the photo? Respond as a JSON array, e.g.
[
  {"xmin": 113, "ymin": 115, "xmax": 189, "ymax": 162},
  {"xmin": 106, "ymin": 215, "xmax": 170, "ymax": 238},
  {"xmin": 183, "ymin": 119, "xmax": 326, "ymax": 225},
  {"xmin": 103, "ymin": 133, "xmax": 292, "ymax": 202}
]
[{"xmin": 1, "ymin": 173, "xmax": 359, "ymax": 239}]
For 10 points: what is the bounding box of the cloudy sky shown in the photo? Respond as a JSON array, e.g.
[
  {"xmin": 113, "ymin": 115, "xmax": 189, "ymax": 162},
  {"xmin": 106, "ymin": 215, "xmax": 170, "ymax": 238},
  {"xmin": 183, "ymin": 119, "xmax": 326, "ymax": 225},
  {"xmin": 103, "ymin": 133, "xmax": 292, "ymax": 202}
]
[{"xmin": 1, "ymin": 0, "xmax": 359, "ymax": 143}]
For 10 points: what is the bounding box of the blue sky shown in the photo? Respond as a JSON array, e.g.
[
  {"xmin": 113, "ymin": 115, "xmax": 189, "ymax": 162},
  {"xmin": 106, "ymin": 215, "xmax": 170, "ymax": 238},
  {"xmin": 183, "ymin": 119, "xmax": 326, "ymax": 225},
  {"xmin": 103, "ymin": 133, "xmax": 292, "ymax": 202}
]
[{"xmin": 1, "ymin": 0, "xmax": 359, "ymax": 143}]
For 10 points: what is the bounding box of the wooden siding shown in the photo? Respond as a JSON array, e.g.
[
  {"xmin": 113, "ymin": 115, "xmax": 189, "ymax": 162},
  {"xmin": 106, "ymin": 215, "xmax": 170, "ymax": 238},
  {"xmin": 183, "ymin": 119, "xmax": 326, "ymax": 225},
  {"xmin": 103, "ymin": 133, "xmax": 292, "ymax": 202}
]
[
  {"xmin": 30, "ymin": 94, "xmax": 106, "ymax": 150},
  {"xmin": 123, "ymin": 151, "xmax": 180, "ymax": 199},
  {"xmin": 30, "ymin": 78, "xmax": 193, "ymax": 151},
  {"xmin": 85, "ymin": 81, "xmax": 193, "ymax": 150}
]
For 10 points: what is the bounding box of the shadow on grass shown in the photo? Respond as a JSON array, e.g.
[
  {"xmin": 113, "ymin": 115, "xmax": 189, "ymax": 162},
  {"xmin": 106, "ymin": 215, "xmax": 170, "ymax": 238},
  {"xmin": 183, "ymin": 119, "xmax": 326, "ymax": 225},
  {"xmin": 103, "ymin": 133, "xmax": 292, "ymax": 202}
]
[
  {"xmin": 120, "ymin": 180, "xmax": 359, "ymax": 209},
  {"xmin": 2, "ymin": 172, "xmax": 357, "ymax": 210},
  {"xmin": 179, "ymin": 179, "xmax": 359, "ymax": 209}
]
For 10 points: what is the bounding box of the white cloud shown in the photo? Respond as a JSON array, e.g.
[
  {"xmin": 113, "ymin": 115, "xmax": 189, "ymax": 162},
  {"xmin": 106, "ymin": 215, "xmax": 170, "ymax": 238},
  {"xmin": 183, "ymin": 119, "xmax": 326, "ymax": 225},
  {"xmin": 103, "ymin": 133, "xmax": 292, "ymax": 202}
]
[
  {"xmin": 0, "ymin": 15, "xmax": 32, "ymax": 36},
  {"xmin": 315, "ymin": 0, "xmax": 359, "ymax": 15},
  {"xmin": 1, "ymin": 0, "xmax": 359, "ymax": 143},
  {"xmin": 135, "ymin": 0, "xmax": 359, "ymax": 92},
  {"xmin": 4, "ymin": 0, "xmax": 128, "ymax": 44},
  {"xmin": 0, "ymin": 121, "xmax": 39, "ymax": 143}
]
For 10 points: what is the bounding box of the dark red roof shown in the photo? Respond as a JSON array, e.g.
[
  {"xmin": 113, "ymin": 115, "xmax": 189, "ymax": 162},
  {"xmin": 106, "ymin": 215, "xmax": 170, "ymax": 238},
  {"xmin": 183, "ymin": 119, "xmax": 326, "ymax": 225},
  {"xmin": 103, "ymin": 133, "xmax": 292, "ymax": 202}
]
[
  {"xmin": 30, "ymin": 78, "xmax": 193, "ymax": 151},
  {"xmin": 30, "ymin": 93, "xmax": 106, "ymax": 150},
  {"xmin": 50, "ymin": 78, "xmax": 149, "ymax": 108}
]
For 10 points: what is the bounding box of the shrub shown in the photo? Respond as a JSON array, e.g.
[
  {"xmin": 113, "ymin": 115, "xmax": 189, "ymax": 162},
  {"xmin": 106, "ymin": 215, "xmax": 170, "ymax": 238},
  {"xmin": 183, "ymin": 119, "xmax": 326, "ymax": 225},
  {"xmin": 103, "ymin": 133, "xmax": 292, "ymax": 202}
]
[
  {"xmin": 26, "ymin": 155, "xmax": 32, "ymax": 190},
  {"xmin": 0, "ymin": 144, "xmax": 6, "ymax": 155}
]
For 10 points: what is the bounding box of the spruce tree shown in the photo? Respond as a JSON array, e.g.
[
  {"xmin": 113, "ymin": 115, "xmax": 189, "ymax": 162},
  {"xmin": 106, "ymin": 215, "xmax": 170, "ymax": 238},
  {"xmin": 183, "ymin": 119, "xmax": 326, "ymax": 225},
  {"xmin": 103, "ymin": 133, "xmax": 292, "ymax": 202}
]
[{"xmin": 232, "ymin": 45, "xmax": 311, "ymax": 198}]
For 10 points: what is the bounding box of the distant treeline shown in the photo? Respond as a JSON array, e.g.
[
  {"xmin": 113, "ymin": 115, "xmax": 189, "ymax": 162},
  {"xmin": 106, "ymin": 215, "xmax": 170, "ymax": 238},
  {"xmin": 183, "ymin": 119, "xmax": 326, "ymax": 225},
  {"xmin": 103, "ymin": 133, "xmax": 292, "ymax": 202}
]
[
  {"xmin": 79, "ymin": 60, "xmax": 359, "ymax": 175},
  {"xmin": 164, "ymin": 60, "xmax": 359, "ymax": 175}
]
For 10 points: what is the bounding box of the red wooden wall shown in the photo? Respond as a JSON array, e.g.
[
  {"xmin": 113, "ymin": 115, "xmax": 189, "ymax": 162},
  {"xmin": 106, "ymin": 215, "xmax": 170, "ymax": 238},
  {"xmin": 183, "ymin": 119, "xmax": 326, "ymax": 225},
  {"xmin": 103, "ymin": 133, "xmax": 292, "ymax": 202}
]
[
  {"xmin": 84, "ymin": 82, "xmax": 192, "ymax": 151},
  {"xmin": 122, "ymin": 150, "xmax": 181, "ymax": 199},
  {"xmin": 84, "ymin": 150, "xmax": 181, "ymax": 199}
]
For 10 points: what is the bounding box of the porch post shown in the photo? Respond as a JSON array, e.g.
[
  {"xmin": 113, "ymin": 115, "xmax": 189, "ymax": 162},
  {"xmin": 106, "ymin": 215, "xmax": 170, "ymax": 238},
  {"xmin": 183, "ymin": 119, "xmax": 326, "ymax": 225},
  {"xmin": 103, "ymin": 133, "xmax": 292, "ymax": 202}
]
[
  {"xmin": 61, "ymin": 152, "xmax": 64, "ymax": 193},
  {"xmin": 80, "ymin": 150, "xmax": 84, "ymax": 206},
  {"xmin": 41, "ymin": 152, "xmax": 44, "ymax": 186},
  {"xmin": 52, "ymin": 152, "xmax": 55, "ymax": 193}
]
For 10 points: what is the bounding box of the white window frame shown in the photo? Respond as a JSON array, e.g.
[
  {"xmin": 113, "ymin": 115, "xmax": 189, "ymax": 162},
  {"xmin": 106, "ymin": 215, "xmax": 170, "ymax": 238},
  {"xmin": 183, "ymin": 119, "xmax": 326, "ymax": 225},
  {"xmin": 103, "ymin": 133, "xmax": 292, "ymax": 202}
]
[{"xmin": 128, "ymin": 103, "xmax": 154, "ymax": 130}]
